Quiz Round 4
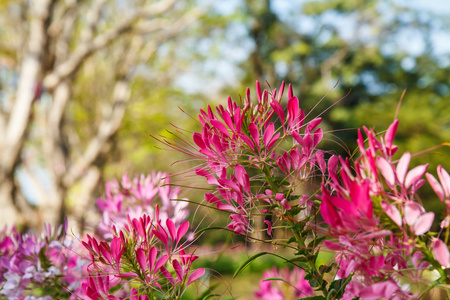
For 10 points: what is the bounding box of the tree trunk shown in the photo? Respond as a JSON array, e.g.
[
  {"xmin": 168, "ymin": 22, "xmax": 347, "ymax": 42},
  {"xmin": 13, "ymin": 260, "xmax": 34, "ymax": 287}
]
[{"xmin": 0, "ymin": 0, "xmax": 53, "ymax": 229}]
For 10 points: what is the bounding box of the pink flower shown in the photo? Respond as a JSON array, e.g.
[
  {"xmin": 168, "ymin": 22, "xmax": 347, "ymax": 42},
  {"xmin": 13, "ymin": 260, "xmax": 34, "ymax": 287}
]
[{"xmin": 96, "ymin": 172, "xmax": 189, "ymax": 240}]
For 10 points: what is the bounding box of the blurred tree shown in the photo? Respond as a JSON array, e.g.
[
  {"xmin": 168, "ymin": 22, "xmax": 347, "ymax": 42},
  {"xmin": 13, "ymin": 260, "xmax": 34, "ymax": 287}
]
[
  {"xmin": 236, "ymin": 0, "xmax": 450, "ymax": 172},
  {"xmin": 0, "ymin": 0, "xmax": 203, "ymax": 230}
]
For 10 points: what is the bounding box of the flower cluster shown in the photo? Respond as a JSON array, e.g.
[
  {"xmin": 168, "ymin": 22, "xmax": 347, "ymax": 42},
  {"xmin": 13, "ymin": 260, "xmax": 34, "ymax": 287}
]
[
  {"xmin": 3, "ymin": 82, "xmax": 450, "ymax": 300},
  {"xmin": 174, "ymin": 82, "xmax": 450, "ymax": 299},
  {"xmin": 0, "ymin": 222, "xmax": 86, "ymax": 300},
  {"xmin": 319, "ymin": 121, "xmax": 450, "ymax": 299},
  {"xmin": 162, "ymin": 82, "xmax": 325, "ymax": 236},
  {"xmin": 96, "ymin": 172, "xmax": 189, "ymax": 240},
  {"xmin": 81, "ymin": 211, "xmax": 205, "ymax": 299}
]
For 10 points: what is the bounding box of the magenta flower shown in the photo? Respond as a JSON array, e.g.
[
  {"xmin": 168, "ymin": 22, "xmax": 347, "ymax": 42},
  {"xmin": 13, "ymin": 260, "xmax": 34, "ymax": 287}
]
[
  {"xmin": 81, "ymin": 213, "xmax": 205, "ymax": 299},
  {"xmin": 168, "ymin": 82, "xmax": 326, "ymax": 236}
]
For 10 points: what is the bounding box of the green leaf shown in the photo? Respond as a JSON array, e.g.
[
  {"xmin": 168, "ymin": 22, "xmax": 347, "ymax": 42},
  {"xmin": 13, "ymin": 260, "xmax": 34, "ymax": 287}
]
[
  {"xmin": 302, "ymin": 296, "xmax": 326, "ymax": 300},
  {"xmin": 307, "ymin": 236, "xmax": 327, "ymax": 248},
  {"xmin": 309, "ymin": 278, "xmax": 318, "ymax": 287},
  {"xmin": 38, "ymin": 246, "xmax": 51, "ymax": 270},
  {"xmin": 328, "ymin": 276, "xmax": 353, "ymax": 299},
  {"xmin": 319, "ymin": 263, "xmax": 334, "ymax": 274},
  {"xmin": 232, "ymin": 252, "xmax": 268, "ymax": 278},
  {"xmin": 286, "ymin": 236, "xmax": 296, "ymax": 244},
  {"xmin": 262, "ymin": 276, "xmax": 285, "ymax": 282},
  {"xmin": 198, "ymin": 283, "xmax": 220, "ymax": 300}
]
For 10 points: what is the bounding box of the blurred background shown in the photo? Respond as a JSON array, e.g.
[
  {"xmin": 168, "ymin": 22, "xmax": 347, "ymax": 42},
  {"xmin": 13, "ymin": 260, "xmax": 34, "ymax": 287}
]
[
  {"xmin": 1, "ymin": 0, "xmax": 450, "ymax": 298},
  {"xmin": 0, "ymin": 0, "xmax": 449, "ymax": 247}
]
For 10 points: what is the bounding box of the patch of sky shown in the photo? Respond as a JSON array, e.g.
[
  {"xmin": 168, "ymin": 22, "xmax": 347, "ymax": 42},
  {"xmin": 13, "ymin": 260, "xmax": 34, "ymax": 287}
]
[
  {"xmin": 271, "ymin": 0, "xmax": 312, "ymax": 34},
  {"xmin": 360, "ymin": 71, "xmax": 388, "ymax": 95},
  {"xmin": 395, "ymin": 28, "xmax": 426, "ymax": 57},
  {"xmin": 431, "ymin": 31, "xmax": 450, "ymax": 56},
  {"xmin": 395, "ymin": 0, "xmax": 450, "ymax": 16},
  {"xmin": 197, "ymin": 0, "xmax": 242, "ymax": 16},
  {"xmin": 401, "ymin": 56, "xmax": 416, "ymax": 71},
  {"xmin": 275, "ymin": 61, "xmax": 289, "ymax": 78},
  {"xmin": 178, "ymin": 0, "xmax": 450, "ymax": 94},
  {"xmin": 175, "ymin": 7, "xmax": 252, "ymax": 94}
]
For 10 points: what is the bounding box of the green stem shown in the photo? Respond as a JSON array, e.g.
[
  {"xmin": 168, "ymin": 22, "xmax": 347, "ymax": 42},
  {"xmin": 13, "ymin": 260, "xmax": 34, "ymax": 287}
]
[
  {"xmin": 288, "ymin": 219, "xmax": 328, "ymax": 297},
  {"xmin": 445, "ymin": 226, "xmax": 449, "ymax": 245},
  {"xmin": 262, "ymin": 164, "xmax": 278, "ymax": 193}
]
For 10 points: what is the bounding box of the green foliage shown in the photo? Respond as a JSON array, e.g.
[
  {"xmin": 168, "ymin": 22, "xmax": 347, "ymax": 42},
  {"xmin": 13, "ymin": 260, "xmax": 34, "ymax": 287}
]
[{"xmin": 232, "ymin": 251, "xmax": 269, "ymax": 278}]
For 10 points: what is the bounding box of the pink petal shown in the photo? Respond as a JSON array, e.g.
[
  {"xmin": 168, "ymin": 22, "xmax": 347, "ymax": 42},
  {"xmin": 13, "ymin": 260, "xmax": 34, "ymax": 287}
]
[
  {"xmin": 376, "ymin": 156, "xmax": 395, "ymax": 187},
  {"xmin": 433, "ymin": 239, "xmax": 450, "ymax": 268},
  {"xmin": 116, "ymin": 272, "xmax": 138, "ymax": 278},
  {"xmin": 155, "ymin": 254, "xmax": 168, "ymax": 272},
  {"xmin": 315, "ymin": 150, "xmax": 326, "ymax": 174},
  {"xmin": 319, "ymin": 192, "xmax": 341, "ymax": 228},
  {"xmin": 281, "ymin": 198, "xmax": 291, "ymax": 210},
  {"xmin": 357, "ymin": 129, "xmax": 367, "ymax": 157},
  {"xmin": 216, "ymin": 202, "xmax": 236, "ymax": 212},
  {"xmin": 132, "ymin": 218, "xmax": 145, "ymax": 238},
  {"xmin": 291, "ymin": 131, "xmax": 303, "ymax": 145},
  {"xmin": 313, "ymin": 127, "xmax": 323, "ymax": 147},
  {"xmin": 404, "ymin": 201, "xmax": 423, "ymax": 226},
  {"xmin": 307, "ymin": 118, "xmax": 322, "ymax": 131},
  {"xmin": 270, "ymin": 99, "xmax": 285, "ymax": 123},
  {"xmin": 160, "ymin": 266, "xmax": 175, "ymax": 284},
  {"xmin": 256, "ymin": 81, "xmax": 262, "ymax": 102},
  {"xmin": 193, "ymin": 133, "xmax": 206, "ymax": 149},
  {"xmin": 396, "ymin": 152, "xmax": 411, "ymax": 185},
  {"xmin": 287, "ymin": 96, "xmax": 299, "ymax": 126},
  {"xmin": 267, "ymin": 132, "xmax": 280, "ymax": 149},
  {"xmin": 405, "ymin": 164, "xmax": 428, "ymax": 189},
  {"xmin": 205, "ymin": 193, "xmax": 220, "ymax": 204},
  {"xmin": 221, "ymin": 110, "xmax": 234, "ymax": 132},
  {"xmin": 187, "ymin": 268, "xmax": 205, "ymax": 286},
  {"xmin": 210, "ymin": 119, "xmax": 229, "ymax": 137},
  {"xmin": 350, "ymin": 180, "xmax": 372, "ymax": 218},
  {"xmin": 148, "ymin": 247, "xmax": 157, "ymax": 272},
  {"xmin": 130, "ymin": 288, "xmax": 138, "ymax": 300},
  {"xmin": 172, "ymin": 259, "xmax": 183, "ymax": 281},
  {"xmin": 381, "ymin": 201, "xmax": 402, "ymax": 227},
  {"xmin": 97, "ymin": 276, "xmax": 106, "ymax": 294},
  {"xmin": 426, "ymin": 172, "xmax": 445, "ymax": 201},
  {"xmin": 328, "ymin": 155, "xmax": 338, "ymax": 174},
  {"xmin": 263, "ymin": 123, "xmax": 275, "ymax": 148},
  {"xmin": 249, "ymin": 123, "xmax": 260, "ymax": 149},
  {"xmin": 177, "ymin": 221, "xmax": 190, "ymax": 244},
  {"xmin": 438, "ymin": 165, "xmax": 450, "ymax": 198},
  {"xmin": 152, "ymin": 229, "xmax": 168, "ymax": 248},
  {"xmin": 99, "ymin": 244, "xmax": 112, "ymax": 265},
  {"xmin": 414, "ymin": 212, "xmax": 434, "ymax": 235},
  {"xmin": 111, "ymin": 237, "xmax": 123, "ymax": 265},
  {"xmin": 264, "ymin": 220, "xmax": 272, "ymax": 237},
  {"xmin": 166, "ymin": 219, "xmax": 176, "ymax": 241},
  {"xmin": 384, "ymin": 119, "xmax": 399, "ymax": 148},
  {"xmin": 195, "ymin": 168, "xmax": 218, "ymax": 185},
  {"xmin": 235, "ymin": 165, "xmax": 250, "ymax": 193},
  {"xmin": 136, "ymin": 248, "xmax": 147, "ymax": 273},
  {"xmin": 241, "ymin": 133, "xmax": 255, "ymax": 150}
]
